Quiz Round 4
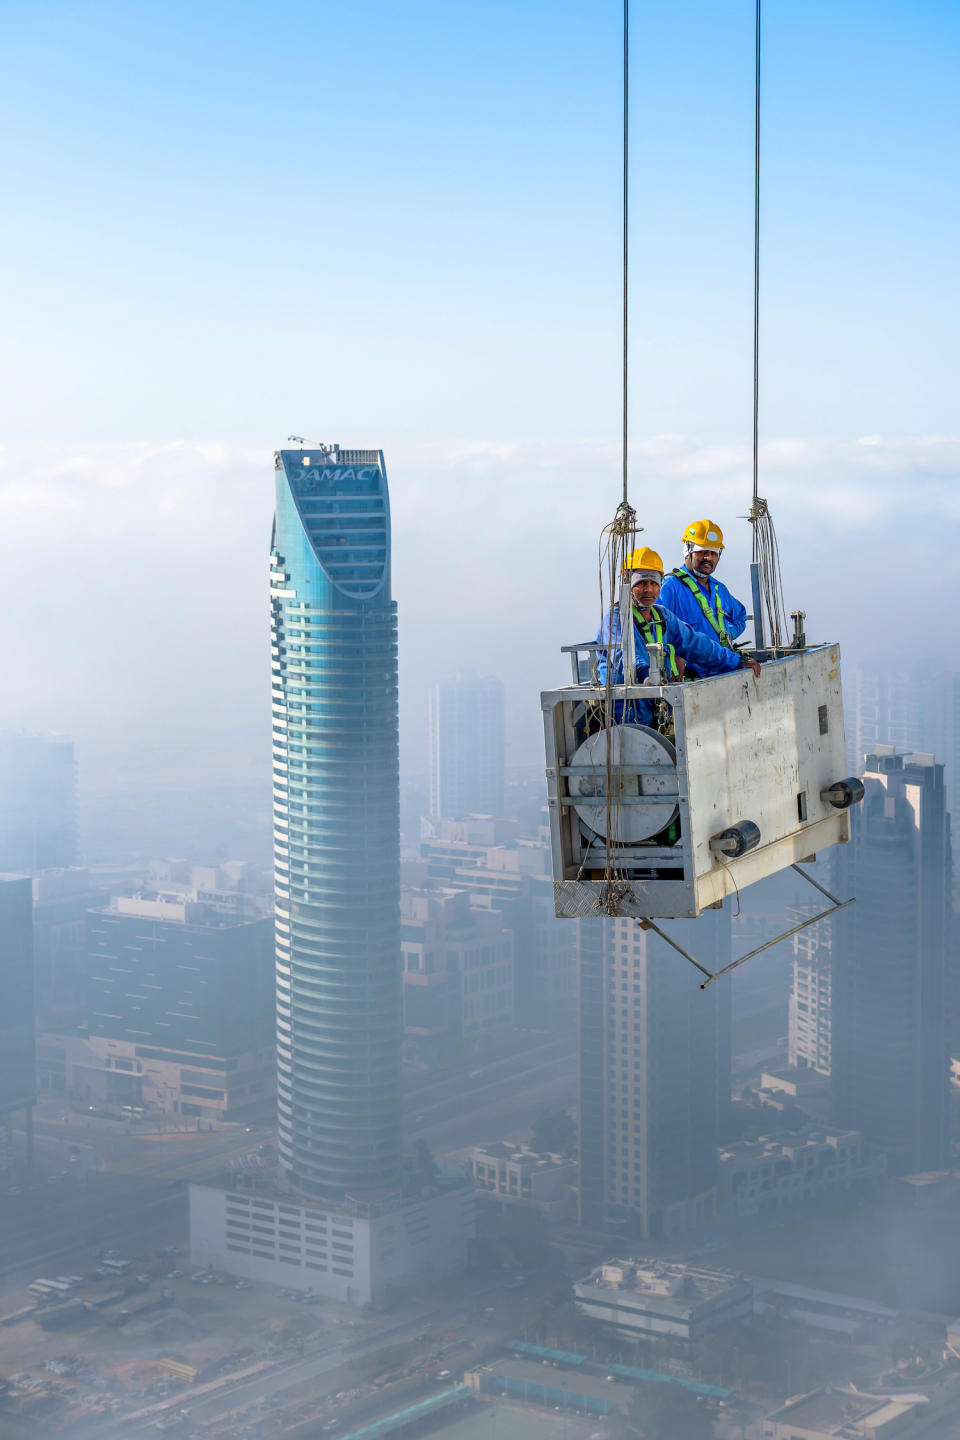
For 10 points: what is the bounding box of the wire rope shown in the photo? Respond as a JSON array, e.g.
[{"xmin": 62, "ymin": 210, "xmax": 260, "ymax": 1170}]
[
  {"xmin": 747, "ymin": 0, "xmax": 788, "ymax": 647},
  {"xmin": 622, "ymin": 0, "xmax": 629, "ymax": 510},
  {"xmin": 751, "ymin": 0, "xmax": 761, "ymax": 562}
]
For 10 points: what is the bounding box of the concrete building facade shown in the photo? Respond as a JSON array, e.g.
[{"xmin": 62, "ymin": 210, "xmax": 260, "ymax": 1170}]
[
  {"xmin": 400, "ymin": 887, "xmax": 514, "ymax": 1061},
  {"xmin": 413, "ymin": 816, "xmax": 576, "ymax": 1032},
  {"xmin": 577, "ymin": 912, "xmax": 731, "ymax": 1240},
  {"xmin": 0, "ymin": 735, "xmax": 77, "ymax": 875},
  {"xmin": 719, "ymin": 1125, "xmax": 886, "ymax": 1219},
  {"xmin": 832, "ymin": 750, "xmax": 952, "ymax": 1175},
  {"xmin": 470, "ymin": 1142, "xmax": 576, "ymax": 1221},
  {"xmin": 789, "ymin": 898, "xmax": 834, "ymax": 1076},
  {"xmin": 31, "ymin": 868, "xmax": 109, "ymax": 1028},
  {"xmin": 574, "ymin": 1259, "xmax": 752, "ymax": 1344},
  {"xmin": 189, "ymin": 1177, "xmax": 475, "ymax": 1306},
  {"xmin": 429, "ymin": 670, "xmax": 504, "ymax": 821},
  {"xmin": 0, "ymin": 875, "xmax": 36, "ymax": 1117},
  {"xmin": 84, "ymin": 889, "xmax": 274, "ymax": 1119}
]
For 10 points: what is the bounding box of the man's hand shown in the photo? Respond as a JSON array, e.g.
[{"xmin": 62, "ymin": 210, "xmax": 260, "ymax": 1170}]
[{"xmin": 740, "ymin": 656, "xmax": 762, "ymax": 679}]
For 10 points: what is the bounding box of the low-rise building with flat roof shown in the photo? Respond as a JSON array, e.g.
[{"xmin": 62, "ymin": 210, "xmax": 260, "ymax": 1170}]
[
  {"xmin": 755, "ymin": 1280, "xmax": 898, "ymax": 1340},
  {"xmin": 719, "ymin": 1125, "xmax": 886, "ymax": 1218},
  {"xmin": 751, "ymin": 1385, "xmax": 919, "ymax": 1439},
  {"xmin": 189, "ymin": 1165, "xmax": 475, "ymax": 1306},
  {"xmin": 574, "ymin": 1258, "xmax": 752, "ymax": 1344},
  {"xmin": 470, "ymin": 1142, "xmax": 576, "ymax": 1221}
]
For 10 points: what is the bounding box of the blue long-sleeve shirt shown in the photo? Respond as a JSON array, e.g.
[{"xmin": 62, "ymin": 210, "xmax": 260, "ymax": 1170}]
[
  {"xmin": 657, "ymin": 566, "xmax": 747, "ymax": 676},
  {"xmin": 595, "ymin": 602, "xmax": 741, "ymax": 725}
]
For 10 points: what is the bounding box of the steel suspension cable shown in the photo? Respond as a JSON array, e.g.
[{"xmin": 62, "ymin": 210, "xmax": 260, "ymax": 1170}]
[
  {"xmin": 622, "ymin": 0, "xmax": 629, "ymax": 510},
  {"xmin": 751, "ymin": 0, "xmax": 761, "ymax": 563}
]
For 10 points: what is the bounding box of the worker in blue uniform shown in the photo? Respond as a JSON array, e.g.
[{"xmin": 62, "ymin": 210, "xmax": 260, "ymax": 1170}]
[
  {"xmin": 596, "ymin": 547, "xmax": 760, "ymax": 726},
  {"xmin": 657, "ymin": 519, "xmax": 748, "ymax": 676}
]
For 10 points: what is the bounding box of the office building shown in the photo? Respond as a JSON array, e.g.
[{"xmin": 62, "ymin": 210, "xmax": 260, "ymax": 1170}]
[
  {"xmin": 848, "ymin": 667, "xmax": 960, "ymax": 889},
  {"xmin": 79, "ymin": 884, "xmax": 274, "ymax": 1118},
  {"xmin": 31, "ymin": 868, "xmax": 109, "ymax": 1028},
  {"xmin": 0, "ymin": 876, "xmax": 36, "ymax": 1117},
  {"xmin": 574, "ymin": 1259, "xmax": 752, "ymax": 1345},
  {"xmin": 0, "ymin": 875, "xmax": 35, "ymax": 1173},
  {"xmin": 190, "ymin": 1172, "xmax": 474, "ymax": 1306},
  {"xmin": 0, "ymin": 734, "xmax": 77, "ymax": 874},
  {"xmin": 718, "ymin": 1125, "xmax": 886, "ymax": 1219},
  {"xmin": 401, "ymin": 887, "xmax": 514, "ymax": 1062},
  {"xmin": 845, "ymin": 670, "xmax": 931, "ymax": 776},
  {"xmin": 190, "ymin": 445, "xmax": 473, "ymax": 1303},
  {"xmin": 788, "ymin": 898, "xmax": 834, "ymax": 1076},
  {"xmin": 429, "ymin": 670, "xmax": 504, "ymax": 821},
  {"xmin": 268, "ymin": 444, "xmax": 403, "ymax": 1200},
  {"xmin": 470, "ymin": 1142, "xmax": 577, "ymax": 1221},
  {"xmin": 832, "ymin": 749, "xmax": 952, "ymax": 1174},
  {"xmin": 415, "ymin": 815, "xmax": 576, "ymax": 1031},
  {"xmin": 577, "ymin": 913, "xmax": 731, "ymax": 1238}
]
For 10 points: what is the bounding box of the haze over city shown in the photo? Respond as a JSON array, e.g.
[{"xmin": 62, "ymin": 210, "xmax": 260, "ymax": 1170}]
[{"xmin": 0, "ymin": 2, "xmax": 959, "ymax": 1439}]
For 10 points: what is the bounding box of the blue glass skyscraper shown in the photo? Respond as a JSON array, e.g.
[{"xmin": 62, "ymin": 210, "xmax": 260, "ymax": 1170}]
[{"xmin": 271, "ymin": 445, "xmax": 401, "ymax": 1201}]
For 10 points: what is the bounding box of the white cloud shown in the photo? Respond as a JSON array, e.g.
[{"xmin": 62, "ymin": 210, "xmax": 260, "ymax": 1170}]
[{"xmin": 0, "ymin": 432, "xmax": 955, "ymax": 786}]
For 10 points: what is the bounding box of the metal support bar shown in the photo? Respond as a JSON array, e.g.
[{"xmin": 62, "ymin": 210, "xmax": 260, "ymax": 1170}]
[
  {"xmin": 700, "ymin": 899, "xmax": 854, "ymax": 988},
  {"xmin": 620, "ymin": 581, "xmax": 636, "ymax": 681},
  {"xmin": 636, "ymin": 863, "xmax": 857, "ymax": 988},
  {"xmin": 636, "ymin": 919, "xmax": 715, "ymax": 981},
  {"xmin": 560, "ymin": 765, "xmax": 679, "ymax": 776},
  {"xmin": 750, "ymin": 560, "xmax": 766, "ymax": 650},
  {"xmin": 790, "ymin": 862, "xmax": 845, "ymax": 906},
  {"xmin": 560, "ymin": 795, "xmax": 678, "ymax": 805}
]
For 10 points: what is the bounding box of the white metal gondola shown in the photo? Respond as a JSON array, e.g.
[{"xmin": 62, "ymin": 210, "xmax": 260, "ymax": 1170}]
[
  {"xmin": 541, "ymin": 583, "xmax": 864, "ymax": 985},
  {"xmin": 538, "ymin": 1, "xmax": 865, "ymax": 983}
]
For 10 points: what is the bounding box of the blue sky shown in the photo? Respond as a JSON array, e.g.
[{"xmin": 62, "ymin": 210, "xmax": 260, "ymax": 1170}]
[
  {"xmin": 3, "ymin": 0, "xmax": 957, "ymax": 441},
  {"xmin": 1, "ymin": 1, "xmax": 958, "ymax": 782}
]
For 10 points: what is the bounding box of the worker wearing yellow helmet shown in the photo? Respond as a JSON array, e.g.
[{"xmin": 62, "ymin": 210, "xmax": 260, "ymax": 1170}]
[
  {"xmin": 657, "ymin": 519, "xmax": 749, "ymax": 677},
  {"xmin": 596, "ymin": 545, "xmax": 760, "ymax": 724}
]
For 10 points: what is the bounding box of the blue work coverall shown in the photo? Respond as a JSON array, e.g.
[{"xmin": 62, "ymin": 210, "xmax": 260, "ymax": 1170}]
[
  {"xmin": 657, "ymin": 566, "xmax": 747, "ymax": 676},
  {"xmin": 595, "ymin": 602, "xmax": 741, "ymax": 726}
]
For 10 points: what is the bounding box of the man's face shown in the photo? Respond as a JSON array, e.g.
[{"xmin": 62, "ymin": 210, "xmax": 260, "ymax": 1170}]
[
  {"xmin": 631, "ymin": 577, "xmax": 661, "ymax": 608},
  {"xmin": 690, "ymin": 548, "xmax": 719, "ymax": 576}
]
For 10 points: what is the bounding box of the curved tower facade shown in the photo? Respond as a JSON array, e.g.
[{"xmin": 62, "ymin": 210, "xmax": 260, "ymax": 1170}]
[{"xmin": 271, "ymin": 445, "xmax": 401, "ymax": 1201}]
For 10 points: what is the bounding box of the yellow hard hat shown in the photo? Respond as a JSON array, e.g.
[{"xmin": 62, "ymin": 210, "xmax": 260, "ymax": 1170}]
[
  {"xmin": 623, "ymin": 546, "xmax": 664, "ymax": 576},
  {"xmin": 681, "ymin": 519, "xmax": 724, "ymax": 550}
]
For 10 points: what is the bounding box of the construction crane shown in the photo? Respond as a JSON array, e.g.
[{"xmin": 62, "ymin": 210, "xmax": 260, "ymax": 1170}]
[{"xmin": 540, "ymin": 1, "xmax": 863, "ymax": 986}]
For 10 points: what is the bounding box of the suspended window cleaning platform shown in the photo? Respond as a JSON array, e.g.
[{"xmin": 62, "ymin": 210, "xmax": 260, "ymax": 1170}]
[{"xmin": 541, "ymin": 637, "xmax": 863, "ymax": 982}]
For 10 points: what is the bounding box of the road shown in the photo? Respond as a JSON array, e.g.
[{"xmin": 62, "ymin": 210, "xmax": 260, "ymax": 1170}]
[{"xmin": 0, "ymin": 1037, "xmax": 577, "ymax": 1294}]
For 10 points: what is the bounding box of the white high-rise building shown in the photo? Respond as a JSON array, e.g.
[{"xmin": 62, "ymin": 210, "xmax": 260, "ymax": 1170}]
[
  {"xmin": 189, "ymin": 445, "xmax": 475, "ymax": 1303},
  {"xmin": 788, "ymin": 906, "xmax": 833, "ymax": 1076},
  {"xmin": 429, "ymin": 671, "xmax": 504, "ymax": 820}
]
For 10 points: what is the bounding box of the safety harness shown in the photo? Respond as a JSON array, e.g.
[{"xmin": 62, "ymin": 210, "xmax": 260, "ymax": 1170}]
[
  {"xmin": 632, "ymin": 603, "xmax": 679, "ymax": 680},
  {"xmin": 672, "ymin": 567, "xmax": 730, "ymax": 646}
]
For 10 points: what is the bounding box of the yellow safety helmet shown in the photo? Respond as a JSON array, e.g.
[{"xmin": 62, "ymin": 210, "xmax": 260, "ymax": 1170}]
[
  {"xmin": 623, "ymin": 546, "xmax": 664, "ymax": 576},
  {"xmin": 681, "ymin": 519, "xmax": 724, "ymax": 551}
]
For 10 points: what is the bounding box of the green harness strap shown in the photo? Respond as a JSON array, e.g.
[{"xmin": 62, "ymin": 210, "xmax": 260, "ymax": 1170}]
[
  {"xmin": 672, "ymin": 568, "xmax": 730, "ymax": 646},
  {"xmin": 632, "ymin": 604, "xmax": 678, "ymax": 680}
]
